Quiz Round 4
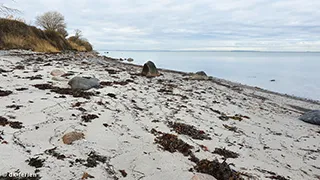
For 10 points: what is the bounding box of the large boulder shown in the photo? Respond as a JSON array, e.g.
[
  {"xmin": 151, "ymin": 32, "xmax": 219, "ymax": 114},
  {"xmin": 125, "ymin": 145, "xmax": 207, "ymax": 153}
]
[
  {"xmin": 299, "ymin": 110, "xmax": 320, "ymax": 125},
  {"xmin": 127, "ymin": 58, "xmax": 134, "ymax": 62},
  {"xmin": 195, "ymin": 71, "xmax": 207, "ymax": 76},
  {"xmin": 141, "ymin": 61, "xmax": 160, "ymax": 77},
  {"xmin": 189, "ymin": 71, "xmax": 209, "ymax": 80},
  {"xmin": 68, "ymin": 76, "xmax": 100, "ymax": 90}
]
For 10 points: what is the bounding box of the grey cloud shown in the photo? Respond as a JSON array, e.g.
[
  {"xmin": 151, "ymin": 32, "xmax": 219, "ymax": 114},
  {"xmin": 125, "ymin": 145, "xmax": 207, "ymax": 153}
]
[{"xmin": 2, "ymin": 0, "xmax": 320, "ymax": 51}]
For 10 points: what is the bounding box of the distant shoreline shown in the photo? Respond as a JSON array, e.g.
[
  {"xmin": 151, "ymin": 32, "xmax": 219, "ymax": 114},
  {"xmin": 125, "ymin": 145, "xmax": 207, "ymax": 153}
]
[{"xmin": 98, "ymin": 50, "xmax": 320, "ymax": 53}]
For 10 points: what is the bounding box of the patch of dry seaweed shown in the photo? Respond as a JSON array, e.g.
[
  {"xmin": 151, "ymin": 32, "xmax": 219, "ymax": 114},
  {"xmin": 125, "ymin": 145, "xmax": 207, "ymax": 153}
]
[
  {"xmin": 168, "ymin": 122, "xmax": 211, "ymax": 140},
  {"xmin": 154, "ymin": 133, "xmax": 193, "ymax": 156},
  {"xmin": 81, "ymin": 114, "xmax": 99, "ymax": 123},
  {"xmin": 0, "ymin": 116, "xmax": 23, "ymax": 129},
  {"xmin": 213, "ymin": 148, "xmax": 239, "ymax": 159},
  {"xmin": 194, "ymin": 159, "xmax": 243, "ymax": 180},
  {"xmin": 33, "ymin": 83, "xmax": 97, "ymax": 99},
  {"xmin": 0, "ymin": 90, "xmax": 12, "ymax": 97}
]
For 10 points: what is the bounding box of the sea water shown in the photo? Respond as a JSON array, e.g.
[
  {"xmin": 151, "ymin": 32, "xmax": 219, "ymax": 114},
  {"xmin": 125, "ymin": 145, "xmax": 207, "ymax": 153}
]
[{"xmin": 98, "ymin": 50, "xmax": 320, "ymax": 101}]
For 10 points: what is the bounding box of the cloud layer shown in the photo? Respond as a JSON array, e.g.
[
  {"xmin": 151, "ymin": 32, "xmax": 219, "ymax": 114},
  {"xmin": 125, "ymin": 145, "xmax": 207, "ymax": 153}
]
[{"xmin": 3, "ymin": 0, "xmax": 320, "ymax": 51}]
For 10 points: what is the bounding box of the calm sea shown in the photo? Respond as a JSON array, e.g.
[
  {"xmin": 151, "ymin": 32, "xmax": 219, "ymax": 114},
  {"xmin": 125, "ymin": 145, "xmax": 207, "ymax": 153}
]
[{"xmin": 99, "ymin": 50, "xmax": 320, "ymax": 101}]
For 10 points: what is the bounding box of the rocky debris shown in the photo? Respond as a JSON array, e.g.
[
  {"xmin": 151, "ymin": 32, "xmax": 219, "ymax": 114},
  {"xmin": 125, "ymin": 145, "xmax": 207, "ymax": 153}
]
[
  {"xmin": 212, "ymin": 148, "xmax": 239, "ymax": 159},
  {"xmin": 0, "ymin": 116, "xmax": 23, "ymax": 129},
  {"xmin": 127, "ymin": 58, "xmax": 134, "ymax": 62},
  {"xmin": 50, "ymin": 69, "xmax": 65, "ymax": 76},
  {"xmin": 27, "ymin": 157, "xmax": 45, "ymax": 168},
  {"xmin": 81, "ymin": 114, "xmax": 99, "ymax": 122},
  {"xmin": 168, "ymin": 122, "xmax": 211, "ymax": 140},
  {"xmin": 154, "ymin": 133, "xmax": 193, "ymax": 156},
  {"xmin": 0, "ymin": 90, "xmax": 12, "ymax": 97},
  {"xmin": 119, "ymin": 170, "xmax": 128, "ymax": 177},
  {"xmin": 62, "ymin": 132, "xmax": 85, "ymax": 144},
  {"xmin": 191, "ymin": 173, "xmax": 217, "ymax": 180},
  {"xmin": 299, "ymin": 110, "xmax": 320, "ymax": 125},
  {"xmin": 68, "ymin": 76, "xmax": 100, "ymax": 90},
  {"xmin": 81, "ymin": 172, "xmax": 95, "ymax": 179},
  {"xmin": 45, "ymin": 147, "xmax": 66, "ymax": 160},
  {"xmin": 141, "ymin": 61, "xmax": 160, "ymax": 77},
  {"xmin": 194, "ymin": 159, "xmax": 243, "ymax": 180},
  {"xmin": 33, "ymin": 83, "xmax": 97, "ymax": 99},
  {"xmin": 270, "ymin": 79, "xmax": 276, "ymax": 82}
]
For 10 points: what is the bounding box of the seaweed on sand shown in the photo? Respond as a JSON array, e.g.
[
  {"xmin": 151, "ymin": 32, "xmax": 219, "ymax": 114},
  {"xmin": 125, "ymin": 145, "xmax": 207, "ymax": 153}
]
[
  {"xmin": 155, "ymin": 133, "xmax": 193, "ymax": 156},
  {"xmin": 194, "ymin": 159, "xmax": 243, "ymax": 180},
  {"xmin": 33, "ymin": 83, "xmax": 97, "ymax": 99},
  {"xmin": 168, "ymin": 121, "xmax": 211, "ymax": 140}
]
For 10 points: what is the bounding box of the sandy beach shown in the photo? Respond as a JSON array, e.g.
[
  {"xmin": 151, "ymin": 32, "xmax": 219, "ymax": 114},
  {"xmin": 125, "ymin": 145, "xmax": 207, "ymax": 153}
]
[{"xmin": 0, "ymin": 50, "xmax": 319, "ymax": 180}]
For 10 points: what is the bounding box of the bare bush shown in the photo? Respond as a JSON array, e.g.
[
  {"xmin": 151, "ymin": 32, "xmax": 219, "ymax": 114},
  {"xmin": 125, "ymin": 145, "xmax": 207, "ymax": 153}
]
[
  {"xmin": 0, "ymin": 2, "xmax": 20, "ymax": 16},
  {"xmin": 36, "ymin": 11, "xmax": 66, "ymax": 31}
]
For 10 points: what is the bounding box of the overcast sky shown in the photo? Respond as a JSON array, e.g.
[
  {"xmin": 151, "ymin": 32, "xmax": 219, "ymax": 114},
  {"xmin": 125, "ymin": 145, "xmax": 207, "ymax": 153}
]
[{"xmin": 3, "ymin": 0, "xmax": 320, "ymax": 51}]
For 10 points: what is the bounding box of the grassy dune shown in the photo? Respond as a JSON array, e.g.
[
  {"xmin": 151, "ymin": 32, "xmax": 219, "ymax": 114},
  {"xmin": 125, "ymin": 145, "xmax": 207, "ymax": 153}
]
[{"xmin": 0, "ymin": 18, "xmax": 92, "ymax": 52}]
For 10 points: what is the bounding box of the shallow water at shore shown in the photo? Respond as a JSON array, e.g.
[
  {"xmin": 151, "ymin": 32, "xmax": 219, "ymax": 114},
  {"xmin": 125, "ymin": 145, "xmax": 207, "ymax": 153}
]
[{"xmin": 99, "ymin": 50, "xmax": 320, "ymax": 101}]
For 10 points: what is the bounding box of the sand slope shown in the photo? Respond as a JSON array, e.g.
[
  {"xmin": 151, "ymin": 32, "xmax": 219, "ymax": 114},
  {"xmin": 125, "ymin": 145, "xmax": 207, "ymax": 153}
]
[{"xmin": 0, "ymin": 50, "xmax": 319, "ymax": 180}]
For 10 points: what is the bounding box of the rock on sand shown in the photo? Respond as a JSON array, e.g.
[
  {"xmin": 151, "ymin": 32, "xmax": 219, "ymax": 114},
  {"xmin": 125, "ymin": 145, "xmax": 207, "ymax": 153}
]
[{"xmin": 299, "ymin": 110, "xmax": 320, "ymax": 125}]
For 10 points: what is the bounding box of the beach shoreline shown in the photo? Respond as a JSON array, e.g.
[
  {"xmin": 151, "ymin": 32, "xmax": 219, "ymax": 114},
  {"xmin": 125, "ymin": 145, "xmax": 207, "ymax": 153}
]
[{"xmin": 0, "ymin": 50, "xmax": 319, "ymax": 180}]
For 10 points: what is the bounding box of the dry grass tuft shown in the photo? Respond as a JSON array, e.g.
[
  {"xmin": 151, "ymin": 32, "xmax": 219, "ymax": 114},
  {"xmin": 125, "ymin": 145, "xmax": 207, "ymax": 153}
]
[
  {"xmin": 68, "ymin": 40, "xmax": 86, "ymax": 52},
  {"xmin": 2, "ymin": 34, "xmax": 59, "ymax": 52}
]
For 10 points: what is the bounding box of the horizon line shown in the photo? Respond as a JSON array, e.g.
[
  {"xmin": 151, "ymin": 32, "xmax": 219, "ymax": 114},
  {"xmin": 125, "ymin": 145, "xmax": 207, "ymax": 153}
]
[{"xmin": 97, "ymin": 49, "xmax": 320, "ymax": 53}]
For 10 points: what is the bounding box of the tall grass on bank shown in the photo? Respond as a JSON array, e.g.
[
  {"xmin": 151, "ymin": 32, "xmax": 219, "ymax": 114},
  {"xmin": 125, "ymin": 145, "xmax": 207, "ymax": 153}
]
[
  {"xmin": 2, "ymin": 34, "xmax": 59, "ymax": 52},
  {"xmin": 0, "ymin": 18, "xmax": 92, "ymax": 52},
  {"xmin": 68, "ymin": 36, "xmax": 93, "ymax": 52}
]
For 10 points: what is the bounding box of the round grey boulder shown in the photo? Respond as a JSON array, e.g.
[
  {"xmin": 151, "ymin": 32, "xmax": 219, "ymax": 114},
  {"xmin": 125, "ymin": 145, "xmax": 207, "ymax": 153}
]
[
  {"xmin": 195, "ymin": 71, "xmax": 207, "ymax": 76},
  {"xmin": 299, "ymin": 110, "xmax": 320, "ymax": 125},
  {"xmin": 68, "ymin": 76, "xmax": 100, "ymax": 90}
]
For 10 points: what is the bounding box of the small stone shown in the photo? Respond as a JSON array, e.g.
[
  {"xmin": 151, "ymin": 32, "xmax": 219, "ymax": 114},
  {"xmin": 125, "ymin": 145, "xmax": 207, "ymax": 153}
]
[
  {"xmin": 62, "ymin": 132, "xmax": 85, "ymax": 144},
  {"xmin": 51, "ymin": 69, "xmax": 66, "ymax": 76}
]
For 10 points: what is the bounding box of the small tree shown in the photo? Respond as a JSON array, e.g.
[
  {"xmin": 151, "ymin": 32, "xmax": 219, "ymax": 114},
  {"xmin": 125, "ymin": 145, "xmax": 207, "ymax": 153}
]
[
  {"xmin": 74, "ymin": 29, "xmax": 82, "ymax": 39},
  {"xmin": 57, "ymin": 27, "xmax": 68, "ymax": 37},
  {"xmin": 36, "ymin": 11, "xmax": 66, "ymax": 31}
]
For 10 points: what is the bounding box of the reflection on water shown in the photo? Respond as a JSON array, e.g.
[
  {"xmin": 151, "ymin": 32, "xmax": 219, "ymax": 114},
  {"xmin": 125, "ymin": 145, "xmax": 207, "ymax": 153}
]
[{"xmin": 99, "ymin": 50, "xmax": 320, "ymax": 101}]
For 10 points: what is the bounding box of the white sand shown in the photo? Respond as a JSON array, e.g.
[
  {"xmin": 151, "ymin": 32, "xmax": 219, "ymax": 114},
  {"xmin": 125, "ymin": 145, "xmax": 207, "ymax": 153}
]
[{"xmin": 0, "ymin": 50, "xmax": 319, "ymax": 180}]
